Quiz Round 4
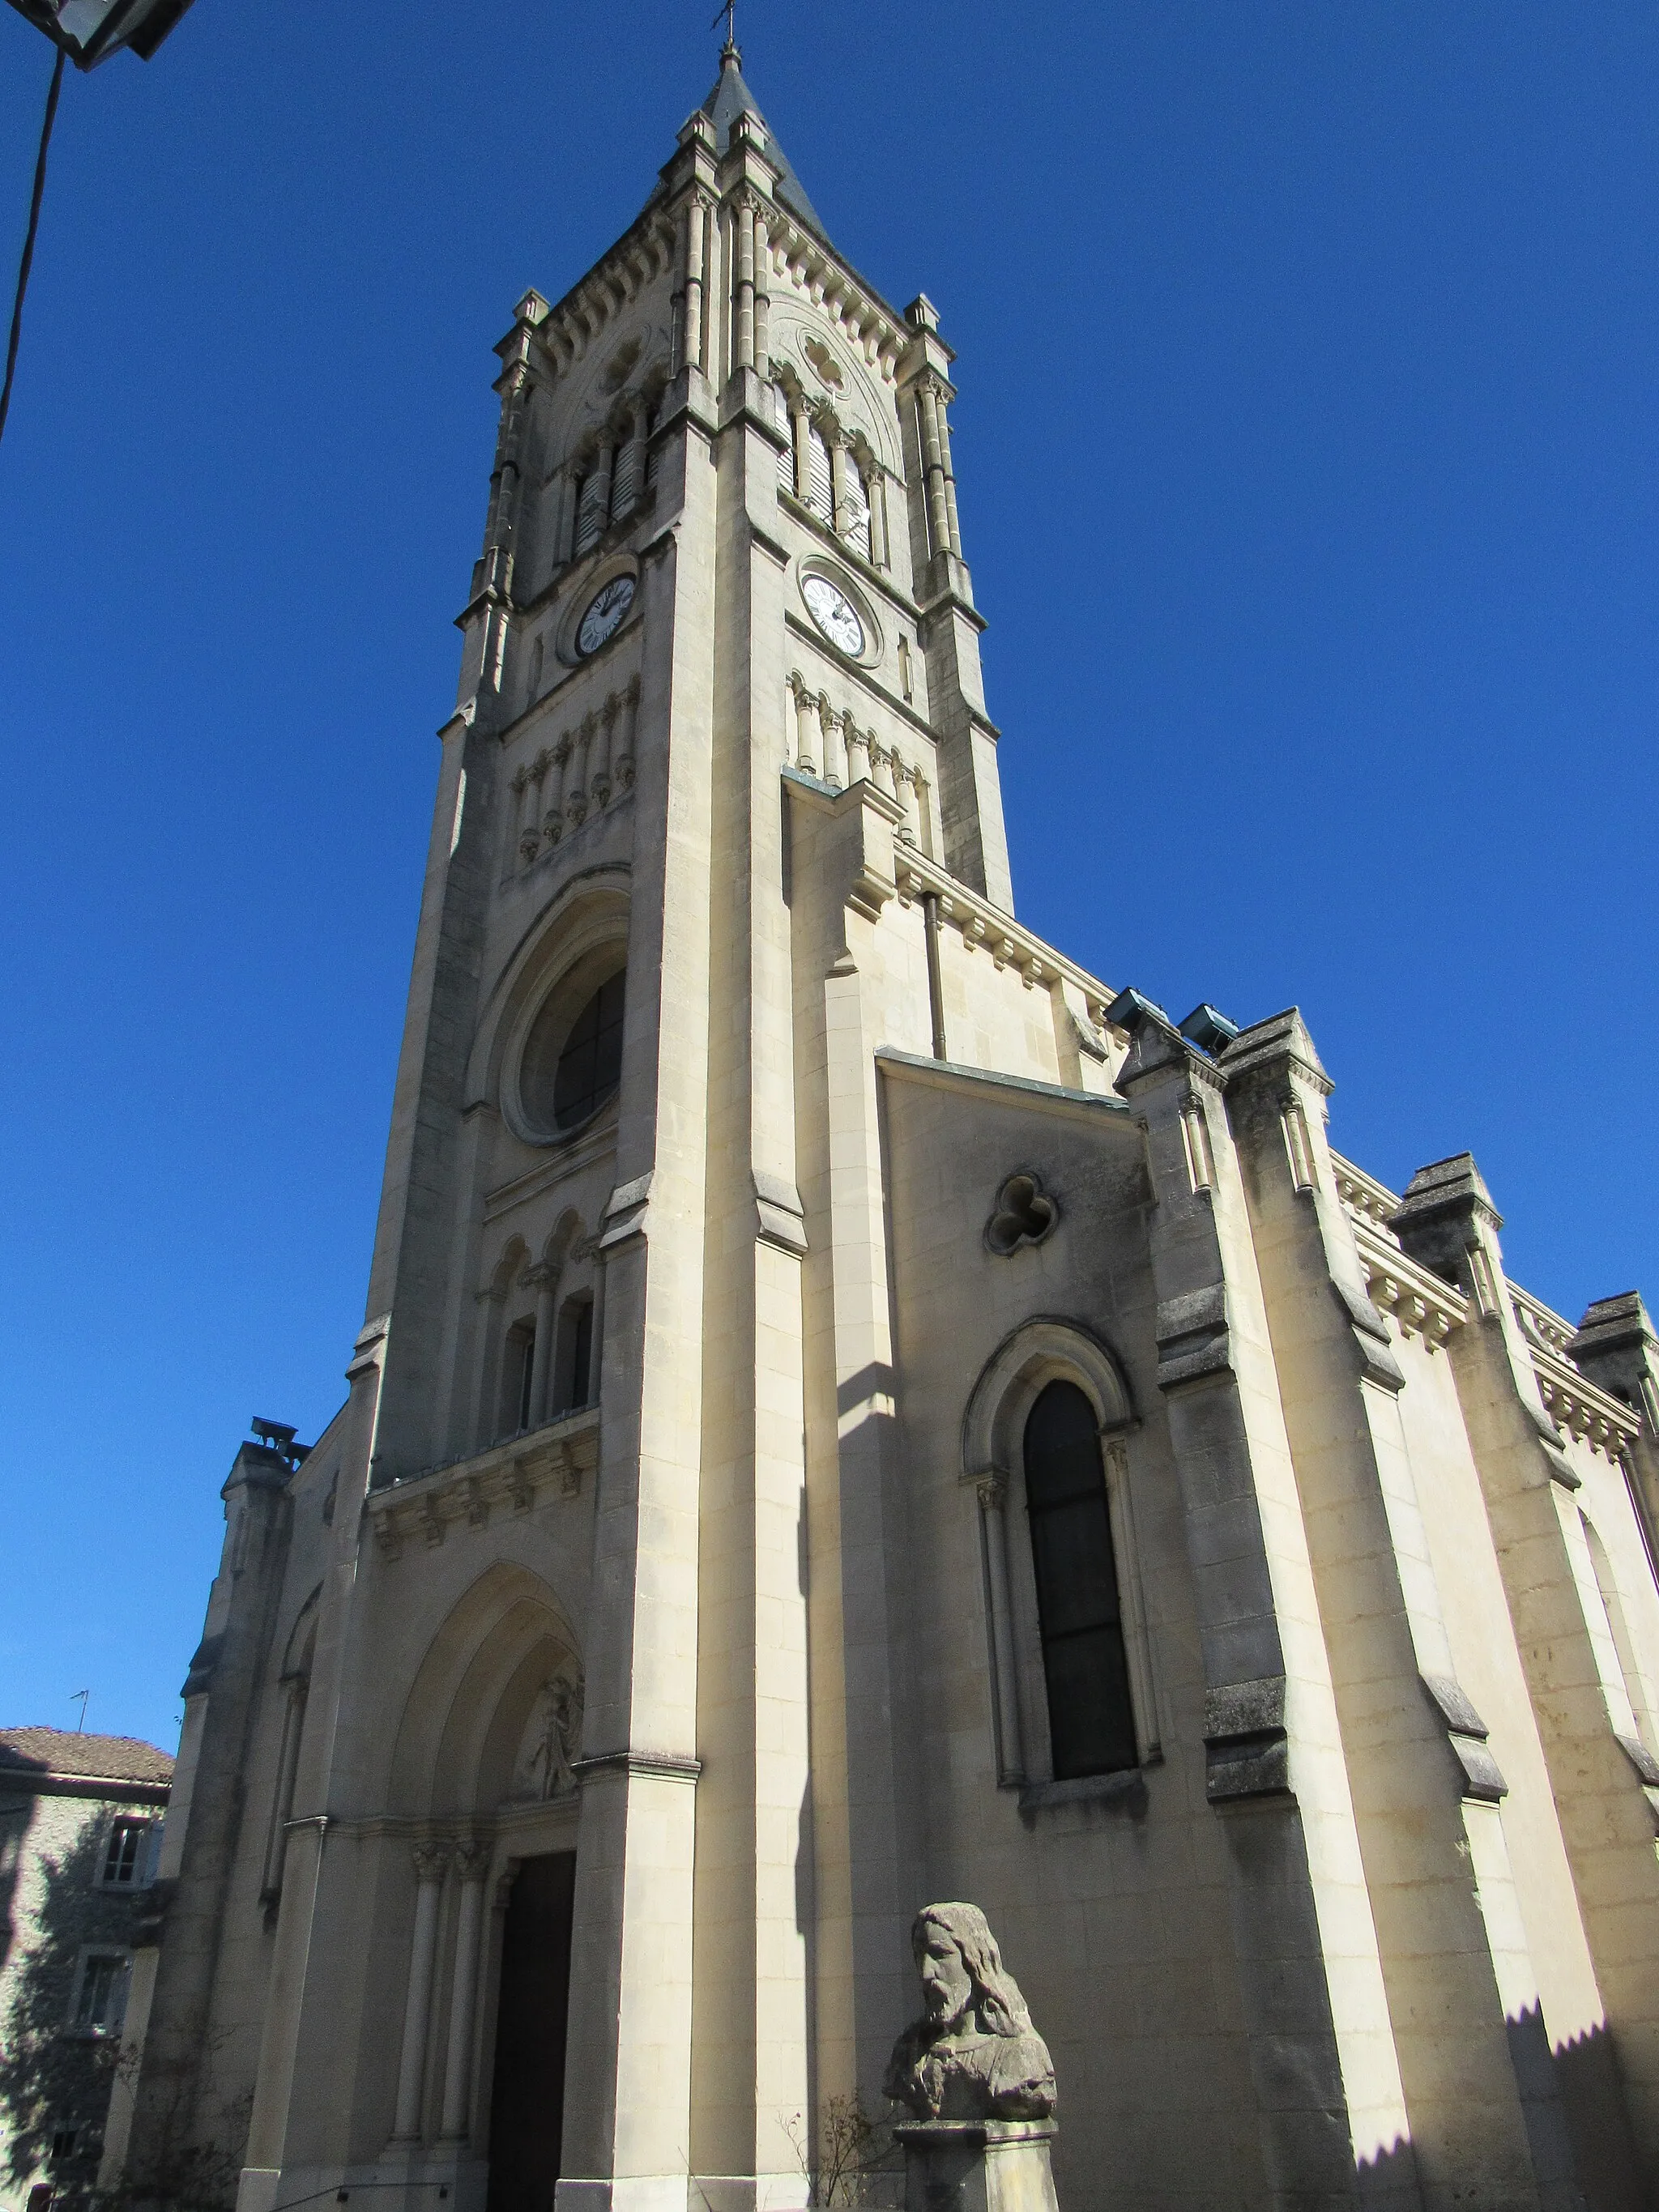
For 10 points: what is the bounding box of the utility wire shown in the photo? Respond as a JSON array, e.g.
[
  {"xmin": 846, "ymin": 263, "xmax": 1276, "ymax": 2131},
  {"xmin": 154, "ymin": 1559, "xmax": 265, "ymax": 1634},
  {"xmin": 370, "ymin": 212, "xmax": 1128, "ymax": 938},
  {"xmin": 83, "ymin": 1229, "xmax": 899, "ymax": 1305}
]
[{"xmin": 0, "ymin": 43, "xmax": 66, "ymax": 450}]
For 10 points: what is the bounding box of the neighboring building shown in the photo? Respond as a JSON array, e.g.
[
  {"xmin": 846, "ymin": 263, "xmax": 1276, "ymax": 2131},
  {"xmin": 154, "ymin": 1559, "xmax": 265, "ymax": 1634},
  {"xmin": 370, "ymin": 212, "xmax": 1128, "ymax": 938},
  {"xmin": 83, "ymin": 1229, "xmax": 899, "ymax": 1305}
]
[
  {"xmin": 113, "ymin": 41, "xmax": 1659, "ymax": 2212},
  {"xmin": 0, "ymin": 1729, "xmax": 171, "ymax": 2212}
]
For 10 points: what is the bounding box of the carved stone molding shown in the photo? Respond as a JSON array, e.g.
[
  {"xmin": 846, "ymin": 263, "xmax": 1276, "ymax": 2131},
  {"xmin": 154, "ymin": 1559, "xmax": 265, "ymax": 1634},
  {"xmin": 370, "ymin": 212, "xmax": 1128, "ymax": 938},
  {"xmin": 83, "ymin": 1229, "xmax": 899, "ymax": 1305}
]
[{"xmin": 366, "ymin": 1405, "xmax": 600, "ymax": 1562}]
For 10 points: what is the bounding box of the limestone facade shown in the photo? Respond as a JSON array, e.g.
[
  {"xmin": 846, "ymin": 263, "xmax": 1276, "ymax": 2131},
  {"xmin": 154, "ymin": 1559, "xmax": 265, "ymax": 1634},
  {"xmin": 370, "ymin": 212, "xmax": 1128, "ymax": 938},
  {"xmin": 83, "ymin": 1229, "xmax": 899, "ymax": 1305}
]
[{"xmin": 113, "ymin": 49, "xmax": 1659, "ymax": 2212}]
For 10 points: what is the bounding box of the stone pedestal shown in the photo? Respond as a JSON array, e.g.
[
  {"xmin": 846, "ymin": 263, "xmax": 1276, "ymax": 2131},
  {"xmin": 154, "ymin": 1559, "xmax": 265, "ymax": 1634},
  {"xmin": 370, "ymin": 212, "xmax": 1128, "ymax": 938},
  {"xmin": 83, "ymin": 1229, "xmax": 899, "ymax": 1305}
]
[{"xmin": 895, "ymin": 2121, "xmax": 1059, "ymax": 2212}]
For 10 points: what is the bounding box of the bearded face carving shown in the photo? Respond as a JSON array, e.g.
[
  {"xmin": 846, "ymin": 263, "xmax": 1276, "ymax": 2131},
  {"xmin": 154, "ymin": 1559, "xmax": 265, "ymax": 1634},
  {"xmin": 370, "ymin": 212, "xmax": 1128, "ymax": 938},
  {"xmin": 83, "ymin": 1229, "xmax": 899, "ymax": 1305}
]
[{"xmin": 883, "ymin": 1903, "xmax": 1056, "ymax": 2123}]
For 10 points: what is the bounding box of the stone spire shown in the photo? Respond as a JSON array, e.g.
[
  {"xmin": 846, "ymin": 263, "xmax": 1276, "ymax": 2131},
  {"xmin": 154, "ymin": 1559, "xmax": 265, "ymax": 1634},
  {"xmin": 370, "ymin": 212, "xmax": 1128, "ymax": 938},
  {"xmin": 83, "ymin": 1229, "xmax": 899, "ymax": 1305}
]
[{"xmin": 697, "ymin": 42, "xmax": 830, "ymax": 240}]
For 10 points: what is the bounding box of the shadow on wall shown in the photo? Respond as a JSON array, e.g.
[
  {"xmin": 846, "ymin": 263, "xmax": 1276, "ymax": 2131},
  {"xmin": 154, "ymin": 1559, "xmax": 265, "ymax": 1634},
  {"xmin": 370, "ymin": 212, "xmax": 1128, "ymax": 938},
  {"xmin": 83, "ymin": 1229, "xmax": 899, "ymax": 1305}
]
[
  {"xmin": 0, "ymin": 1750, "xmax": 46, "ymax": 1983},
  {"xmin": 1351, "ymin": 2137, "xmax": 1422, "ymax": 2207},
  {"xmin": 1549, "ymin": 2016, "xmax": 1646, "ymax": 2212},
  {"xmin": 0, "ymin": 1818, "xmax": 120, "ymax": 2212},
  {"xmin": 0, "ymin": 1816, "xmax": 246, "ymax": 2212}
]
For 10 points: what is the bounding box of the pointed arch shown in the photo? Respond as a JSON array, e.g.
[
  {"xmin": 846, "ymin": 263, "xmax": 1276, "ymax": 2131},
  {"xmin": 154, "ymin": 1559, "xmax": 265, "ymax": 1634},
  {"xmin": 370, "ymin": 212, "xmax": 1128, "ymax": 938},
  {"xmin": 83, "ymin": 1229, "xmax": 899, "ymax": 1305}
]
[
  {"xmin": 462, "ymin": 868, "xmax": 630, "ymax": 1115},
  {"xmin": 962, "ymin": 1315, "xmax": 1135, "ymax": 1483},
  {"xmin": 960, "ymin": 1318, "xmax": 1156, "ymax": 1790},
  {"xmin": 387, "ymin": 1562, "xmax": 582, "ymax": 1822}
]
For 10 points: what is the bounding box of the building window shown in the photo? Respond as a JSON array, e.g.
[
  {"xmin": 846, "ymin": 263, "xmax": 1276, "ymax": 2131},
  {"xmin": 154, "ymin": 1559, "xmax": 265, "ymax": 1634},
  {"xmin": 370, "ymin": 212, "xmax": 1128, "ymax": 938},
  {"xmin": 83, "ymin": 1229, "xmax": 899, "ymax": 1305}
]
[
  {"xmin": 839, "ymin": 463, "xmax": 872, "ymax": 560},
  {"xmin": 100, "ymin": 1818, "xmax": 151, "ymax": 1888},
  {"xmin": 49, "ymin": 2132, "xmax": 78, "ymax": 2163},
  {"xmin": 70, "ymin": 1950, "xmax": 131, "ymax": 2036},
  {"xmin": 574, "ymin": 467, "xmax": 608, "ymax": 556},
  {"xmin": 770, "ymin": 383, "xmax": 792, "ymax": 487},
  {"xmin": 550, "ymin": 971, "xmax": 625, "ymax": 1132},
  {"xmin": 554, "ymin": 1295, "xmax": 595, "ymax": 1414},
  {"xmin": 501, "ymin": 1319, "xmax": 536, "ymax": 1438},
  {"xmin": 804, "ymin": 423, "xmax": 834, "ymax": 521},
  {"xmin": 1022, "ymin": 1380, "xmax": 1137, "ymax": 1780}
]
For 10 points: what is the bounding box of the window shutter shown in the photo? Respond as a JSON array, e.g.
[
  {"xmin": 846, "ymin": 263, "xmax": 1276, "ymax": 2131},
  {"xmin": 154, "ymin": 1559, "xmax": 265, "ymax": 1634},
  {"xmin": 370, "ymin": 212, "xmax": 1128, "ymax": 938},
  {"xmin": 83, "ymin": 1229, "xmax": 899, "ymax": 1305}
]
[
  {"xmin": 772, "ymin": 386, "xmax": 793, "ymax": 488},
  {"xmin": 611, "ymin": 444, "xmax": 641, "ymax": 517},
  {"xmin": 806, "ymin": 424, "xmax": 833, "ymax": 520},
  {"xmin": 839, "ymin": 467, "xmax": 872, "ymax": 560},
  {"xmin": 574, "ymin": 472, "xmax": 606, "ymax": 555}
]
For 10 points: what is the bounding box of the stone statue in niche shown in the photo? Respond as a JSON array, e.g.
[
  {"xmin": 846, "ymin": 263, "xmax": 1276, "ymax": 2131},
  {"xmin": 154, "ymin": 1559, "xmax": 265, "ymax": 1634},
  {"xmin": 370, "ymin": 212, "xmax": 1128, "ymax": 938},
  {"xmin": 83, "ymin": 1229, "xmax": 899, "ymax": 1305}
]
[
  {"xmin": 514, "ymin": 1670, "xmax": 584, "ymax": 1801},
  {"xmin": 884, "ymin": 1903, "xmax": 1056, "ymax": 2122}
]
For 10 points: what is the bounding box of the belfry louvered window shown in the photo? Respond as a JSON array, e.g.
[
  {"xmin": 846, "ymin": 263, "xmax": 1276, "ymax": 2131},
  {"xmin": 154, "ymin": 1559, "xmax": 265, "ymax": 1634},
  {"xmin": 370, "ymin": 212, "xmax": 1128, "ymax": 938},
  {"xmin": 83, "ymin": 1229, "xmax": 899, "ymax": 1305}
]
[
  {"xmin": 804, "ymin": 423, "xmax": 834, "ymax": 521},
  {"xmin": 611, "ymin": 441, "xmax": 642, "ymax": 520},
  {"xmin": 574, "ymin": 470, "xmax": 608, "ymax": 556},
  {"xmin": 771, "ymin": 384, "xmax": 794, "ymax": 490},
  {"xmin": 1023, "ymin": 1380, "xmax": 1137, "ymax": 1779},
  {"xmin": 839, "ymin": 463, "xmax": 872, "ymax": 560}
]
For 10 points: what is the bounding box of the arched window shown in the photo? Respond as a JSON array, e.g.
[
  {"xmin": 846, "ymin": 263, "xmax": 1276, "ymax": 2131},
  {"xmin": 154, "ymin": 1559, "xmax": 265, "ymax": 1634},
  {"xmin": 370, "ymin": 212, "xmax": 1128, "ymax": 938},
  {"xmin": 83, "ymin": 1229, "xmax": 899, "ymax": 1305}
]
[
  {"xmin": 519, "ymin": 967, "xmax": 626, "ymax": 1137},
  {"xmin": 1022, "ymin": 1380, "xmax": 1137, "ymax": 1779},
  {"xmin": 554, "ymin": 1294, "xmax": 595, "ymax": 1415},
  {"xmin": 501, "ymin": 1317, "xmax": 537, "ymax": 1438},
  {"xmin": 552, "ymin": 972, "xmax": 625, "ymax": 1129}
]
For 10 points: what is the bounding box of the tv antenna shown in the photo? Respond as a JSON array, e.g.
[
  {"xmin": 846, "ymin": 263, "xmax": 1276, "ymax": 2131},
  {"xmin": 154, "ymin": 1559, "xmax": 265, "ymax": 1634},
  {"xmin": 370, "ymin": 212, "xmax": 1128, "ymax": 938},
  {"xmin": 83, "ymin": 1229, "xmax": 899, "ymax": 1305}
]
[{"xmin": 70, "ymin": 1689, "xmax": 89, "ymax": 1733}]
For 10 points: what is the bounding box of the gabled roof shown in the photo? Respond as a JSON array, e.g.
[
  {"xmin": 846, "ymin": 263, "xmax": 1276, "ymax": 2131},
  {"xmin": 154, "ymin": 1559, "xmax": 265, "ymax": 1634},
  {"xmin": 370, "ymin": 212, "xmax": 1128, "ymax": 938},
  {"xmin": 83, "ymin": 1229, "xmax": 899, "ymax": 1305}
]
[
  {"xmin": 701, "ymin": 45, "xmax": 830, "ymax": 243},
  {"xmin": 0, "ymin": 1724, "xmax": 174, "ymax": 1787}
]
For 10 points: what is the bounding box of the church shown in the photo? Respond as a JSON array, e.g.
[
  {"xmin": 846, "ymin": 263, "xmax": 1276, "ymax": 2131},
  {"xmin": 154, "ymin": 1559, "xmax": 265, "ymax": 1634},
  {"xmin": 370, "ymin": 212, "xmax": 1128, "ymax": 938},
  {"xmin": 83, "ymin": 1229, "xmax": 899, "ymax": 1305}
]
[{"xmin": 105, "ymin": 45, "xmax": 1659, "ymax": 2212}]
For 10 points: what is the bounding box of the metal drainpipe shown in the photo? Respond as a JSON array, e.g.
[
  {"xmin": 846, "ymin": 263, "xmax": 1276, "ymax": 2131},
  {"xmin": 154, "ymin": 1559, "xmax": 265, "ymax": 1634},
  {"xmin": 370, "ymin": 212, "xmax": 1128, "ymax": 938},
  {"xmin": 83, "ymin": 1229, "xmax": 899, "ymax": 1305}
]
[{"xmin": 923, "ymin": 892, "xmax": 948, "ymax": 1061}]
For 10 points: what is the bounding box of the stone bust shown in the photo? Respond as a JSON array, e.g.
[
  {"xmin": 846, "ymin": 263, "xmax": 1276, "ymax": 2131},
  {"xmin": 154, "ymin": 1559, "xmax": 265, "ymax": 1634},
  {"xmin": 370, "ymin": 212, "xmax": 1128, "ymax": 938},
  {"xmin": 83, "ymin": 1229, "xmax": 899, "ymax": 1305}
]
[{"xmin": 883, "ymin": 1903, "xmax": 1056, "ymax": 2123}]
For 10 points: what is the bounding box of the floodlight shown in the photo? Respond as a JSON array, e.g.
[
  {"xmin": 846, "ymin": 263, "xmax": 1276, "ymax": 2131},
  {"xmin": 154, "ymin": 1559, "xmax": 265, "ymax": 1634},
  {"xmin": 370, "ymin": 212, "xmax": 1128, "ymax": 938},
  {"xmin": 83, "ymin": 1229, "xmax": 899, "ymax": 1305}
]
[{"xmin": 4, "ymin": 0, "xmax": 198, "ymax": 69}]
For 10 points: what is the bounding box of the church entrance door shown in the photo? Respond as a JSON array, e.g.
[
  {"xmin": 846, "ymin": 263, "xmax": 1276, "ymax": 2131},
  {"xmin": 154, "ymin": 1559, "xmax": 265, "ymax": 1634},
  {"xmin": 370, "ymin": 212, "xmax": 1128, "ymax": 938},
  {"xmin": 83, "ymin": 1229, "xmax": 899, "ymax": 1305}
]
[{"xmin": 485, "ymin": 1851, "xmax": 577, "ymax": 2212}]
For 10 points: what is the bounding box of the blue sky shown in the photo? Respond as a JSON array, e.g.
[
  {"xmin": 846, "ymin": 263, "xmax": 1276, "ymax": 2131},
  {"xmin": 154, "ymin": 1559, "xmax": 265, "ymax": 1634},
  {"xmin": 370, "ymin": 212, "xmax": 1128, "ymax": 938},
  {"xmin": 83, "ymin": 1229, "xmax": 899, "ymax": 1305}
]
[{"xmin": 2, "ymin": 1, "xmax": 1654, "ymax": 1754}]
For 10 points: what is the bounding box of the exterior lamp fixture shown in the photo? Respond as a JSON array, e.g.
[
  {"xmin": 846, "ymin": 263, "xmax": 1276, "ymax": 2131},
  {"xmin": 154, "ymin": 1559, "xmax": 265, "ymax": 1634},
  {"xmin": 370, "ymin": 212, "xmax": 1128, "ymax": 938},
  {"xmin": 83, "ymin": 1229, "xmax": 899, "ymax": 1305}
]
[
  {"xmin": 0, "ymin": 0, "xmax": 203, "ymax": 444},
  {"xmin": 4, "ymin": 0, "xmax": 198, "ymax": 68}
]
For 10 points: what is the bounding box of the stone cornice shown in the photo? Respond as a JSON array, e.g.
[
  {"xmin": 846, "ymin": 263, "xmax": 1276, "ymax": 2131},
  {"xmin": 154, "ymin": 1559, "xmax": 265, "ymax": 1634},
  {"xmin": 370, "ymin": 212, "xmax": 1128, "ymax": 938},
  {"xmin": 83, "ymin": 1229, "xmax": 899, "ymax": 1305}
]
[
  {"xmin": 1330, "ymin": 1151, "xmax": 1401, "ymax": 1237},
  {"xmin": 1350, "ymin": 1218, "xmax": 1466, "ymax": 1350},
  {"xmin": 1529, "ymin": 1340, "xmax": 1641, "ymax": 1459},
  {"xmin": 524, "ymin": 207, "xmax": 680, "ymax": 382},
  {"xmin": 571, "ymin": 1748, "xmax": 702, "ymax": 1785},
  {"xmin": 1510, "ymin": 1284, "xmax": 1576, "ymax": 1359},
  {"xmin": 889, "ymin": 849, "xmax": 1118, "ymax": 1032},
  {"xmin": 365, "ymin": 1407, "xmax": 600, "ymax": 1560},
  {"xmin": 763, "ymin": 209, "xmax": 909, "ymax": 381},
  {"xmin": 875, "ymin": 1047, "xmax": 1132, "ymax": 1128}
]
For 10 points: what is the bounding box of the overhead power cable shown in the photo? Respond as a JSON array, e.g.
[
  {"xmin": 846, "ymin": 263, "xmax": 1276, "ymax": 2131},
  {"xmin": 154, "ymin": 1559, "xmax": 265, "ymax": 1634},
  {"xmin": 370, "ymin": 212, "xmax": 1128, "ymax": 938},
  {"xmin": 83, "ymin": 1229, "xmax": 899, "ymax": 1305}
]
[{"xmin": 0, "ymin": 41, "xmax": 65, "ymax": 449}]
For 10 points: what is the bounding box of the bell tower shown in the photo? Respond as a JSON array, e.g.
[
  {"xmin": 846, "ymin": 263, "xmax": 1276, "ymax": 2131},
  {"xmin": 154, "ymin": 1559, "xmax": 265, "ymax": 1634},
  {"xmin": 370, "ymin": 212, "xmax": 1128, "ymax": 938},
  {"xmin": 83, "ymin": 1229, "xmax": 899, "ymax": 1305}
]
[{"xmin": 194, "ymin": 43, "xmax": 1017, "ymax": 2212}]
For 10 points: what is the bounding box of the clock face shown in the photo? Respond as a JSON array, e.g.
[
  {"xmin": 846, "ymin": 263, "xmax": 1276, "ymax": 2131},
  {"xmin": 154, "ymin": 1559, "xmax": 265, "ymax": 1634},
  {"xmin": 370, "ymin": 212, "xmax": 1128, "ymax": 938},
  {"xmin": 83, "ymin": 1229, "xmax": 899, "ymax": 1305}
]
[
  {"xmin": 577, "ymin": 575, "xmax": 636, "ymax": 656},
  {"xmin": 802, "ymin": 573, "xmax": 865, "ymax": 657}
]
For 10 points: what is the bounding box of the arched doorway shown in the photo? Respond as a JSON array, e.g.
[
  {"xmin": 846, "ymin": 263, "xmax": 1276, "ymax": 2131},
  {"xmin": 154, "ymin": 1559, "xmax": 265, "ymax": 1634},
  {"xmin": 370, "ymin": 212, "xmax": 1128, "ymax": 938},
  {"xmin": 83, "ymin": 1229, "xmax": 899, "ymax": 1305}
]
[{"xmin": 486, "ymin": 1851, "xmax": 577, "ymax": 2212}]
